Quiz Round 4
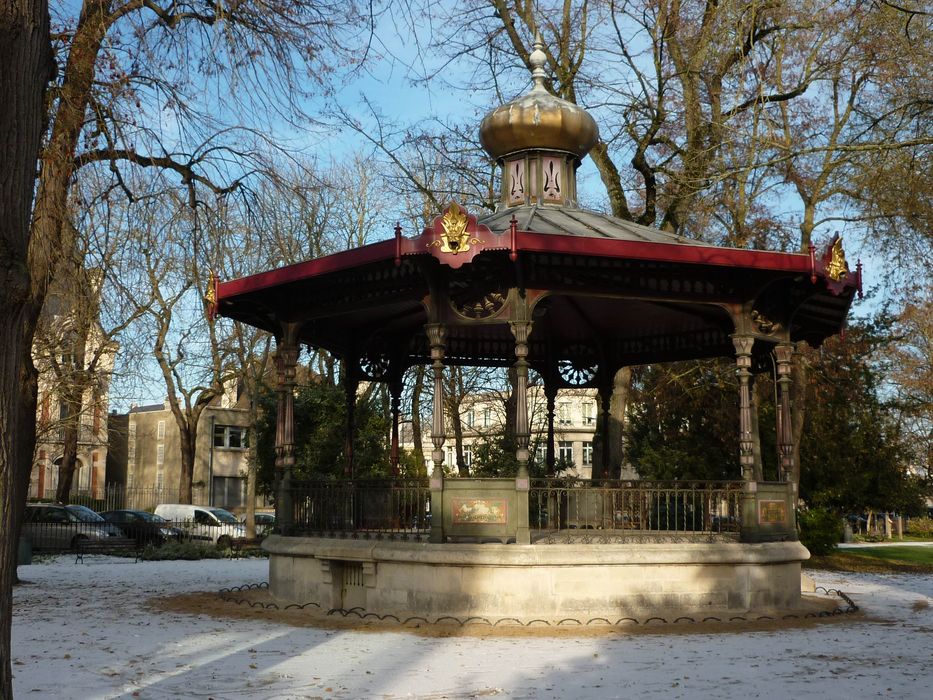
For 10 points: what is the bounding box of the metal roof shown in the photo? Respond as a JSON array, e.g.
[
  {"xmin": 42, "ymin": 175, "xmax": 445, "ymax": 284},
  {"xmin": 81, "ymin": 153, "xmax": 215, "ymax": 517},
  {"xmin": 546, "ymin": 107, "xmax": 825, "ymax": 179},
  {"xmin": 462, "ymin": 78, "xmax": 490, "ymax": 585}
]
[{"xmin": 481, "ymin": 205, "xmax": 715, "ymax": 246}]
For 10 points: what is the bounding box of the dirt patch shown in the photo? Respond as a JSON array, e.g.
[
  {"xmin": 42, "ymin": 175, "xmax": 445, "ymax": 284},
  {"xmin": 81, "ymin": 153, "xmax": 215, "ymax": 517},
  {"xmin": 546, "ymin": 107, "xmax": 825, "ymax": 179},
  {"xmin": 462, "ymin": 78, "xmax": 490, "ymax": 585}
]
[{"xmin": 150, "ymin": 588, "xmax": 860, "ymax": 638}]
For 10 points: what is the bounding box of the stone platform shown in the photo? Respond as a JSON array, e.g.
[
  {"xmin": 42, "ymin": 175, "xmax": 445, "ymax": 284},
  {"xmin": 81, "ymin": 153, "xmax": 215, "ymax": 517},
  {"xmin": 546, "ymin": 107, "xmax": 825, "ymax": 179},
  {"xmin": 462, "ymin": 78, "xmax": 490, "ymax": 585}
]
[{"xmin": 263, "ymin": 535, "xmax": 810, "ymax": 621}]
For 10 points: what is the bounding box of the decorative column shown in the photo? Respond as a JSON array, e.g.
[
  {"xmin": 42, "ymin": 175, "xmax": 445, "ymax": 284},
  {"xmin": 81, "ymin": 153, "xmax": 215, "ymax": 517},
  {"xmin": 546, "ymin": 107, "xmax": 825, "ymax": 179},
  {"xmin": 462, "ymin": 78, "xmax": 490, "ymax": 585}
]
[
  {"xmin": 774, "ymin": 343, "xmax": 796, "ymax": 483},
  {"xmin": 510, "ymin": 321, "xmax": 533, "ymax": 479},
  {"xmin": 544, "ymin": 382, "xmax": 557, "ymax": 474},
  {"xmin": 273, "ymin": 326, "xmax": 299, "ymax": 532},
  {"xmin": 426, "ymin": 324, "xmax": 447, "ymax": 543},
  {"xmin": 343, "ymin": 368, "xmax": 359, "ymax": 479},
  {"xmin": 511, "ymin": 320, "xmax": 532, "ymax": 544},
  {"xmin": 389, "ymin": 377, "xmax": 402, "ymax": 477},
  {"xmin": 732, "ymin": 335, "xmax": 756, "ymax": 482}
]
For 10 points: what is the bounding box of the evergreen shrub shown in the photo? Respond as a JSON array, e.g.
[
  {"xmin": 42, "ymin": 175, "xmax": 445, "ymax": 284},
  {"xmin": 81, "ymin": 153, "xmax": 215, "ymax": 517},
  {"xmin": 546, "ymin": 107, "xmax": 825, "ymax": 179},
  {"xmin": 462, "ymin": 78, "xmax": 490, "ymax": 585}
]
[
  {"xmin": 906, "ymin": 517, "xmax": 933, "ymax": 538},
  {"xmin": 140, "ymin": 542, "xmax": 225, "ymax": 561},
  {"xmin": 798, "ymin": 508, "xmax": 843, "ymax": 555}
]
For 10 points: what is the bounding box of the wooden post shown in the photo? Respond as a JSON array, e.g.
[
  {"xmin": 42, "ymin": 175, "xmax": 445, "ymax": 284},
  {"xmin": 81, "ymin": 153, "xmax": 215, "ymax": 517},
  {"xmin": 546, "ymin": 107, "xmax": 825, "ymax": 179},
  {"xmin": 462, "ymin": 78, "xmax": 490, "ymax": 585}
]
[{"xmin": 274, "ymin": 324, "xmax": 299, "ymax": 532}]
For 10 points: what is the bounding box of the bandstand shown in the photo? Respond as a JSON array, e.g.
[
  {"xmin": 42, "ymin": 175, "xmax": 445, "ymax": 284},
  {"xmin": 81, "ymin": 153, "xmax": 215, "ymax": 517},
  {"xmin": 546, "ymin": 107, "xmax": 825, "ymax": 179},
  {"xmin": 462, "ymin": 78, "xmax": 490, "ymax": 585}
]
[{"xmin": 214, "ymin": 39, "xmax": 860, "ymax": 621}]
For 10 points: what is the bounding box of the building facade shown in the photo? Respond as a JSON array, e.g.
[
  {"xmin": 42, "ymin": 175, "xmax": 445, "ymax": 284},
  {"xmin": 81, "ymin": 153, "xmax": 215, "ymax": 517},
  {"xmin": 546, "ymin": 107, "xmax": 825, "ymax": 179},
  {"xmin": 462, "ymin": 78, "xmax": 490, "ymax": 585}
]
[
  {"xmin": 116, "ymin": 382, "xmax": 259, "ymax": 511},
  {"xmin": 403, "ymin": 387, "xmax": 635, "ymax": 480},
  {"xmin": 30, "ymin": 273, "xmax": 116, "ymax": 501}
]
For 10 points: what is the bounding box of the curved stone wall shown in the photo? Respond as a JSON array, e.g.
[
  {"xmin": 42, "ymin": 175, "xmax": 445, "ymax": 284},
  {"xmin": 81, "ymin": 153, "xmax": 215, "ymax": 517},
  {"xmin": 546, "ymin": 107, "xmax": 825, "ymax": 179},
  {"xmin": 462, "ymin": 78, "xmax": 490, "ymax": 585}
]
[{"xmin": 263, "ymin": 536, "xmax": 810, "ymax": 621}]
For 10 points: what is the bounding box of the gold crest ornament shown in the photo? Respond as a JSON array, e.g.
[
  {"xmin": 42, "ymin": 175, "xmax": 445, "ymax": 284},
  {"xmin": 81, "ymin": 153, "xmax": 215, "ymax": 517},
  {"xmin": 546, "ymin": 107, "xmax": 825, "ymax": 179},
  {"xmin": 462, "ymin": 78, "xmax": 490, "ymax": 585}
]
[
  {"xmin": 204, "ymin": 269, "xmax": 217, "ymax": 320},
  {"xmin": 430, "ymin": 202, "xmax": 483, "ymax": 254},
  {"xmin": 826, "ymin": 237, "xmax": 848, "ymax": 281}
]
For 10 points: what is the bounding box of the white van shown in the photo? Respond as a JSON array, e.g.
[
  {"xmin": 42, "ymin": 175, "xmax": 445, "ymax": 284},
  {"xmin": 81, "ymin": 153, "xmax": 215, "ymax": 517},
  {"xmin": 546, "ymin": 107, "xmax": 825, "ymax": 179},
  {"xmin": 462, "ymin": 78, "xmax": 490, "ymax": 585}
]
[{"xmin": 154, "ymin": 504, "xmax": 246, "ymax": 548}]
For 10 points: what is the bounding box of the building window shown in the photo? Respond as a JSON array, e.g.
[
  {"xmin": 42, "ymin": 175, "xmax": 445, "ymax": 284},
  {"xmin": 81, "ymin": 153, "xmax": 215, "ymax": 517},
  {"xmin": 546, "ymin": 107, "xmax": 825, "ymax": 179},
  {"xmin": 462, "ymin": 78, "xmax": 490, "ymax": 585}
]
[
  {"xmin": 155, "ymin": 470, "xmax": 164, "ymax": 490},
  {"xmin": 157, "ymin": 420, "xmax": 165, "ymax": 440},
  {"xmin": 127, "ymin": 471, "xmax": 134, "ymax": 488},
  {"xmin": 213, "ymin": 424, "xmax": 246, "ymax": 449},
  {"xmin": 557, "ymin": 403, "xmax": 572, "ymax": 426},
  {"xmin": 535, "ymin": 444, "xmax": 547, "ymax": 465},
  {"xmin": 212, "ymin": 475, "xmax": 246, "ymax": 508},
  {"xmin": 463, "ymin": 445, "xmax": 473, "ymax": 468},
  {"xmin": 583, "ymin": 402, "xmax": 595, "ymax": 425},
  {"xmin": 483, "ymin": 408, "xmax": 492, "ymax": 427},
  {"xmin": 582, "ymin": 441, "xmax": 593, "ymax": 466},
  {"xmin": 156, "ymin": 444, "xmax": 164, "ymax": 465},
  {"xmin": 465, "ymin": 410, "xmax": 475, "ymax": 428},
  {"xmin": 558, "ymin": 441, "xmax": 574, "ymax": 464}
]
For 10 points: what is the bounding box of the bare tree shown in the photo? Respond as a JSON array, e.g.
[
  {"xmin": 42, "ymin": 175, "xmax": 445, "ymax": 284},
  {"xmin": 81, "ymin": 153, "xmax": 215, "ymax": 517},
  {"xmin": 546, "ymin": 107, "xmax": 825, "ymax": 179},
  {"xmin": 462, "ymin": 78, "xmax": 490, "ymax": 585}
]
[{"xmin": 0, "ymin": 0, "xmax": 54, "ymax": 694}]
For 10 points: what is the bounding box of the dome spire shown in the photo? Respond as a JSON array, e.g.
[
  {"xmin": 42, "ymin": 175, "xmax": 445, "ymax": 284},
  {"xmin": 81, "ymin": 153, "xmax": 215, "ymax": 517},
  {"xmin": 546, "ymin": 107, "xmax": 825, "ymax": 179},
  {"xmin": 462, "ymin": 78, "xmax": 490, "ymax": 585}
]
[
  {"xmin": 478, "ymin": 32, "xmax": 599, "ymax": 210},
  {"xmin": 529, "ymin": 31, "xmax": 548, "ymax": 93}
]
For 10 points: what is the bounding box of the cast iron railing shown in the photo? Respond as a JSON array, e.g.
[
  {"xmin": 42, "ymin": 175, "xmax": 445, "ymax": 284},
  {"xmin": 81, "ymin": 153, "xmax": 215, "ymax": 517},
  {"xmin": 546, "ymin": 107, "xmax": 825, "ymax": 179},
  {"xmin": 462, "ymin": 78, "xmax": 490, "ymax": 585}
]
[
  {"xmin": 281, "ymin": 477, "xmax": 744, "ymax": 539},
  {"xmin": 529, "ymin": 479, "xmax": 744, "ymax": 535},
  {"xmin": 287, "ymin": 478, "xmax": 432, "ymax": 538}
]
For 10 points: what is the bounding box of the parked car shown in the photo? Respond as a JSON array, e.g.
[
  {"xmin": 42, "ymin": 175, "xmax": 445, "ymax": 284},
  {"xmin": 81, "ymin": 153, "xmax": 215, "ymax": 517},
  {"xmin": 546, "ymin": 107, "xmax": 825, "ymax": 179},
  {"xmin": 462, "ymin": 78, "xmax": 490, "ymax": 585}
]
[
  {"xmin": 64, "ymin": 504, "xmax": 124, "ymax": 535},
  {"xmin": 22, "ymin": 503, "xmax": 122, "ymax": 551},
  {"xmin": 154, "ymin": 504, "xmax": 246, "ymax": 548},
  {"xmin": 100, "ymin": 509, "xmax": 185, "ymax": 546},
  {"xmin": 240, "ymin": 512, "xmax": 275, "ymax": 537}
]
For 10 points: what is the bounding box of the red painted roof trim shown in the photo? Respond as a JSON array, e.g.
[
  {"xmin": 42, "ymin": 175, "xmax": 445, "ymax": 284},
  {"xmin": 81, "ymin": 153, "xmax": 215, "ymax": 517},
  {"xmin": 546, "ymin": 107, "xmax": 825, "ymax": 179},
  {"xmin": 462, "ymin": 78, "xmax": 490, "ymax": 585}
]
[
  {"xmin": 218, "ymin": 239, "xmax": 397, "ymax": 299},
  {"xmin": 218, "ymin": 228, "xmax": 822, "ymax": 301},
  {"xmin": 515, "ymin": 231, "xmax": 813, "ymax": 272}
]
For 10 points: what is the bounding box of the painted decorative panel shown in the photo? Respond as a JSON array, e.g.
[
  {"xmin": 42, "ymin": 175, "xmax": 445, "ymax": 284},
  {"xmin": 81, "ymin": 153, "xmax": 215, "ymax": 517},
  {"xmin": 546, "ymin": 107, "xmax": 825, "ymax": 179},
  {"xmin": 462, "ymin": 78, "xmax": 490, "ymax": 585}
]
[
  {"xmin": 758, "ymin": 500, "xmax": 787, "ymax": 524},
  {"xmin": 451, "ymin": 497, "xmax": 508, "ymax": 524},
  {"xmin": 542, "ymin": 157, "xmax": 563, "ymax": 202},
  {"xmin": 507, "ymin": 158, "xmax": 525, "ymax": 205}
]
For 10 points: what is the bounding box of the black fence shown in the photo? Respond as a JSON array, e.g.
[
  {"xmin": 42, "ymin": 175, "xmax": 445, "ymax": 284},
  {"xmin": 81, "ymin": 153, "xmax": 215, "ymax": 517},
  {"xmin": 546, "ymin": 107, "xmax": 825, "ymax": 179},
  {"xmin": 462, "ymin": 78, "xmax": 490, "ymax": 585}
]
[
  {"xmin": 279, "ymin": 477, "xmax": 744, "ymax": 540},
  {"xmin": 529, "ymin": 479, "xmax": 744, "ymax": 534},
  {"xmin": 287, "ymin": 478, "xmax": 432, "ymax": 538}
]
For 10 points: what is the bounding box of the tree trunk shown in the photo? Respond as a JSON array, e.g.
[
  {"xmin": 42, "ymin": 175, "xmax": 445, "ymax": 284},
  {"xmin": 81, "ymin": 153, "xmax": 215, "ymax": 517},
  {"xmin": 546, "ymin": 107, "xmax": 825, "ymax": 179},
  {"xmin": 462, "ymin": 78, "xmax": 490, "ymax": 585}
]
[
  {"xmin": 0, "ymin": 0, "xmax": 53, "ymax": 694},
  {"xmin": 55, "ymin": 419, "xmax": 79, "ymax": 502},
  {"xmin": 177, "ymin": 422, "xmax": 196, "ymax": 504},
  {"xmin": 608, "ymin": 367, "xmax": 630, "ymax": 476},
  {"xmin": 244, "ymin": 408, "xmax": 259, "ymax": 538},
  {"xmin": 410, "ymin": 366, "xmax": 425, "ymax": 475}
]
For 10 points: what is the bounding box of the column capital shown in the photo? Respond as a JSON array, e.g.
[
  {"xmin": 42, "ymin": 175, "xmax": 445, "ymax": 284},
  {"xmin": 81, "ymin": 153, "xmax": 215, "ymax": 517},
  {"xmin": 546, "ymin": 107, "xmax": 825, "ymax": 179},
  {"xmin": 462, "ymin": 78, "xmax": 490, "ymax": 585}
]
[
  {"xmin": 731, "ymin": 334, "xmax": 755, "ymax": 357},
  {"xmin": 774, "ymin": 342, "xmax": 794, "ymax": 368},
  {"xmin": 509, "ymin": 320, "xmax": 532, "ymax": 347},
  {"xmin": 425, "ymin": 322, "xmax": 447, "ymax": 349}
]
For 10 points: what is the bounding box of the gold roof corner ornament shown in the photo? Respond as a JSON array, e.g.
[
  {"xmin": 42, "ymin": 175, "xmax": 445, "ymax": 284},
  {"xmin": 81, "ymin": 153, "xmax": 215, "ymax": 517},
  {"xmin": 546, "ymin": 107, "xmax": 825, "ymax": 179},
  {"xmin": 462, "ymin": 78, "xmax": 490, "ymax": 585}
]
[
  {"xmin": 429, "ymin": 202, "xmax": 483, "ymax": 255},
  {"xmin": 421, "ymin": 201, "xmax": 497, "ymax": 269},
  {"xmin": 204, "ymin": 269, "xmax": 217, "ymax": 321},
  {"xmin": 826, "ymin": 237, "xmax": 848, "ymax": 282}
]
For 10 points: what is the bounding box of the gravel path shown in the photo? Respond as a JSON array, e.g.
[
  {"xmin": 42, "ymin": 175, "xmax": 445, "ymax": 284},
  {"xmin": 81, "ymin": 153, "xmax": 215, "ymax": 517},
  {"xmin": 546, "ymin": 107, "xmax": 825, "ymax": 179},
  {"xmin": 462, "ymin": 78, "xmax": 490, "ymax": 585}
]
[{"xmin": 12, "ymin": 556, "xmax": 933, "ymax": 699}]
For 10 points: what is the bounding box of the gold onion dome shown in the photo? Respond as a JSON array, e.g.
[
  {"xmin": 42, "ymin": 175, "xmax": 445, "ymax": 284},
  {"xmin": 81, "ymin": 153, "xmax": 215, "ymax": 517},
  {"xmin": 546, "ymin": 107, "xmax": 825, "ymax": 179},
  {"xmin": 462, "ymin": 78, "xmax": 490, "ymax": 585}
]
[{"xmin": 479, "ymin": 34, "xmax": 599, "ymax": 161}]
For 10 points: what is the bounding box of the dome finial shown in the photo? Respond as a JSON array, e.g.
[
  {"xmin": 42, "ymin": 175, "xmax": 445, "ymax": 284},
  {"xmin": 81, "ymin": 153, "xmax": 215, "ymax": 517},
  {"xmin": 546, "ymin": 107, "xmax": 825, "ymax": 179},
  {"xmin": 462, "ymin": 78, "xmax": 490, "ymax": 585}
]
[{"xmin": 529, "ymin": 31, "xmax": 548, "ymax": 92}]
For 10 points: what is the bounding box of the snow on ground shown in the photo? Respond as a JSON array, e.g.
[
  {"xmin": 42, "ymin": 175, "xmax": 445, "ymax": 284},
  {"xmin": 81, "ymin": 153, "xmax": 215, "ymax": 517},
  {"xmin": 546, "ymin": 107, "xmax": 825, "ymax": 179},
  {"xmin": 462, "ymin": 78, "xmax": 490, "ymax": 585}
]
[{"xmin": 11, "ymin": 555, "xmax": 933, "ymax": 699}]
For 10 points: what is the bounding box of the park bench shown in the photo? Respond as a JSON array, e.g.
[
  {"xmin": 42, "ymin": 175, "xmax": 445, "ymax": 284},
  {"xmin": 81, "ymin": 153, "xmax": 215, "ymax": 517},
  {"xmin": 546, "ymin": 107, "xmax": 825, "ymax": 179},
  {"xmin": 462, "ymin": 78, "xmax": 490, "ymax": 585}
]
[
  {"xmin": 229, "ymin": 537, "xmax": 265, "ymax": 559},
  {"xmin": 74, "ymin": 536, "xmax": 141, "ymax": 564}
]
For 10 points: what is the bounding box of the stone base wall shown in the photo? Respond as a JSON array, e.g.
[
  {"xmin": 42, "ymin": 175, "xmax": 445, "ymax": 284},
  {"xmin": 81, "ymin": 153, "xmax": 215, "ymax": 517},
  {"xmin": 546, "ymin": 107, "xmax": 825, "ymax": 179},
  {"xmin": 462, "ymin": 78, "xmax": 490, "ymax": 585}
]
[{"xmin": 264, "ymin": 536, "xmax": 809, "ymax": 621}]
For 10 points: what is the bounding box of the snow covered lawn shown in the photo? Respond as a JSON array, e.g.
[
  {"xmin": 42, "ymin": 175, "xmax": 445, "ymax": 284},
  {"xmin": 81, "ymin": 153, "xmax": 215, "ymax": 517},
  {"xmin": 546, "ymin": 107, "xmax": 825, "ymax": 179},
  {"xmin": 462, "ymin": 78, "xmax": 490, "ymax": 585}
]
[{"xmin": 12, "ymin": 555, "xmax": 933, "ymax": 699}]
